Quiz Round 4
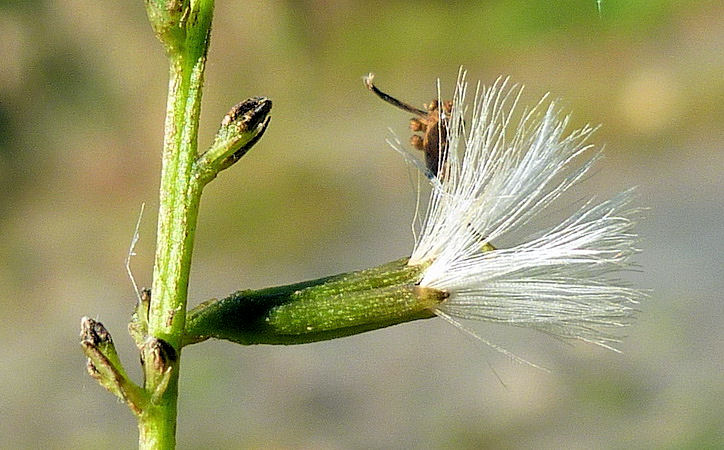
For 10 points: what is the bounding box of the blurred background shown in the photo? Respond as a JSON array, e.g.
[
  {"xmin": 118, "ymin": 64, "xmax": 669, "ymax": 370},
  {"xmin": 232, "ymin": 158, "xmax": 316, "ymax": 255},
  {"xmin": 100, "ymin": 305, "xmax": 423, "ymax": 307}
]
[{"xmin": 1, "ymin": 0, "xmax": 722, "ymax": 448}]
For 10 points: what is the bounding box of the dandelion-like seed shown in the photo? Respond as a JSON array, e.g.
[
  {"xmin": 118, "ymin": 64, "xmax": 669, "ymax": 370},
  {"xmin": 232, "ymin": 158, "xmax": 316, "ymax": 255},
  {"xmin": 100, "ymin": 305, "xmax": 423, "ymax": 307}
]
[{"xmin": 401, "ymin": 71, "xmax": 644, "ymax": 357}]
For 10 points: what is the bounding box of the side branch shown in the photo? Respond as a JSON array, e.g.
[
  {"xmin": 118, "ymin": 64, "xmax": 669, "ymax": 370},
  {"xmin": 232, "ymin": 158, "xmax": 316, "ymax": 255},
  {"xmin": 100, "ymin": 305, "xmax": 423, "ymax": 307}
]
[
  {"xmin": 80, "ymin": 317, "xmax": 148, "ymax": 416},
  {"xmin": 194, "ymin": 97, "xmax": 272, "ymax": 184}
]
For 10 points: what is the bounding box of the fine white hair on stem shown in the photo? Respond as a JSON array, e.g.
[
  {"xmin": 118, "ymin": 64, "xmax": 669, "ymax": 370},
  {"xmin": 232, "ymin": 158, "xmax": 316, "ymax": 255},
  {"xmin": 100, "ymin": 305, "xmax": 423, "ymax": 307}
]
[
  {"xmin": 407, "ymin": 70, "xmax": 644, "ymax": 351},
  {"xmin": 126, "ymin": 202, "xmax": 145, "ymax": 303}
]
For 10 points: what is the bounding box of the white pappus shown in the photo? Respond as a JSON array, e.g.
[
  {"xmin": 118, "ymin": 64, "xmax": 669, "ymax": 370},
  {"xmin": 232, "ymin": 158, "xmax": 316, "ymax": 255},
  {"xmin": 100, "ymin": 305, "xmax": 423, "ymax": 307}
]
[{"xmin": 398, "ymin": 71, "xmax": 644, "ymax": 359}]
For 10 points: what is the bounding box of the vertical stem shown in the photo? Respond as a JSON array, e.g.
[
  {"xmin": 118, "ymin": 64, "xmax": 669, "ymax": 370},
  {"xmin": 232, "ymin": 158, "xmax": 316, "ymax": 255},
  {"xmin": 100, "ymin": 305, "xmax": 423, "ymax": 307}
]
[
  {"xmin": 150, "ymin": 56, "xmax": 203, "ymax": 347},
  {"xmin": 139, "ymin": 2, "xmax": 214, "ymax": 448}
]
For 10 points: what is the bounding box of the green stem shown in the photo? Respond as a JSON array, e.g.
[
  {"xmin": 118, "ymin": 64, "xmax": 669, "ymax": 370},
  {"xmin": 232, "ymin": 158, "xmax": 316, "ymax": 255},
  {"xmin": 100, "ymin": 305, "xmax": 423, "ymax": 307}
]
[
  {"xmin": 140, "ymin": 1, "xmax": 215, "ymax": 448},
  {"xmin": 149, "ymin": 59, "xmax": 203, "ymax": 346}
]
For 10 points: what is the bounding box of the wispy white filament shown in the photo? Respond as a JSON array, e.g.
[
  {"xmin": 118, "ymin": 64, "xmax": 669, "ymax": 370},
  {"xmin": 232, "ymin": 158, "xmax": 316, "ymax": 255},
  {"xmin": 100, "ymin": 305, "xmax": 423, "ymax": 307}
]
[{"xmin": 407, "ymin": 72, "xmax": 643, "ymax": 351}]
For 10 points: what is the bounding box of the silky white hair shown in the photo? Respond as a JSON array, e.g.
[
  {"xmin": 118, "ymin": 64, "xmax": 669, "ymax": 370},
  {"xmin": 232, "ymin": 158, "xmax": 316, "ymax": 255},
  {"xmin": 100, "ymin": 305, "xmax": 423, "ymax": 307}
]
[{"xmin": 407, "ymin": 71, "xmax": 644, "ymax": 353}]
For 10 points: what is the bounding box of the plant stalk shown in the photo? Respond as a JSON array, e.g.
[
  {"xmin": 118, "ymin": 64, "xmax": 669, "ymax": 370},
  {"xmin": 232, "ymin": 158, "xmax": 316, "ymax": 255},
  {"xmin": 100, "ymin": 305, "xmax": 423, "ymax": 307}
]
[{"xmin": 139, "ymin": 1, "xmax": 214, "ymax": 447}]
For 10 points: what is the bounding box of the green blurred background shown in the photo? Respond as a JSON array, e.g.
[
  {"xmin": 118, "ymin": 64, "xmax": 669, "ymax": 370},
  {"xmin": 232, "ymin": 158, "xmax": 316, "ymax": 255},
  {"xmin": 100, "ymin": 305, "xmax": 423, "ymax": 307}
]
[{"xmin": 1, "ymin": 0, "xmax": 722, "ymax": 448}]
